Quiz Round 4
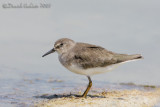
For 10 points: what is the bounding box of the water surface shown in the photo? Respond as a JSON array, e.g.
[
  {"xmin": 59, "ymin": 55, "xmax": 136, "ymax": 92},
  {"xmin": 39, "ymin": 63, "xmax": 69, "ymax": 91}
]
[{"xmin": 0, "ymin": 0, "xmax": 160, "ymax": 106}]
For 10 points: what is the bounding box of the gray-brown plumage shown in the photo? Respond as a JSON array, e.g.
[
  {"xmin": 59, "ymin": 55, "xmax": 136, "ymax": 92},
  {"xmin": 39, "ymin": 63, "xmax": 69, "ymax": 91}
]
[
  {"xmin": 42, "ymin": 38, "xmax": 143, "ymax": 98},
  {"xmin": 61, "ymin": 42, "xmax": 142, "ymax": 69}
]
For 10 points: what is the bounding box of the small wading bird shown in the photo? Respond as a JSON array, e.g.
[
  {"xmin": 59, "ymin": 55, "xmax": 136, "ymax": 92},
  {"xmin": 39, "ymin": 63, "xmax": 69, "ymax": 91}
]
[{"xmin": 42, "ymin": 38, "xmax": 142, "ymax": 98}]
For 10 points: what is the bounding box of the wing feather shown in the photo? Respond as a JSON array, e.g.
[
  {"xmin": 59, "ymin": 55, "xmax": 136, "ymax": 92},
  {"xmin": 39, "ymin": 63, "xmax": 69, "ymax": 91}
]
[{"xmin": 72, "ymin": 43, "xmax": 118, "ymax": 69}]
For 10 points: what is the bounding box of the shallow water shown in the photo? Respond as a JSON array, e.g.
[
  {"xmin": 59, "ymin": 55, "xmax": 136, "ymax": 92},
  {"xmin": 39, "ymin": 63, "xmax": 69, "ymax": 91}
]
[
  {"xmin": 0, "ymin": 0, "xmax": 160, "ymax": 106},
  {"xmin": 0, "ymin": 66, "xmax": 158, "ymax": 107}
]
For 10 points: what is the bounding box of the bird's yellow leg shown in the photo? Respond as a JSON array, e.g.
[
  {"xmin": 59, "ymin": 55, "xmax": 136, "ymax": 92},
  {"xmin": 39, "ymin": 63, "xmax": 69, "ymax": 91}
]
[{"xmin": 82, "ymin": 76, "xmax": 92, "ymax": 98}]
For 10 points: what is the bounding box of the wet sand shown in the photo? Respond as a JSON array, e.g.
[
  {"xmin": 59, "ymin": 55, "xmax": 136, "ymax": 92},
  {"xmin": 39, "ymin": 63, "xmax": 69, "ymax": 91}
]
[
  {"xmin": 1, "ymin": 66, "xmax": 160, "ymax": 106},
  {"xmin": 35, "ymin": 88, "xmax": 160, "ymax": 107}
]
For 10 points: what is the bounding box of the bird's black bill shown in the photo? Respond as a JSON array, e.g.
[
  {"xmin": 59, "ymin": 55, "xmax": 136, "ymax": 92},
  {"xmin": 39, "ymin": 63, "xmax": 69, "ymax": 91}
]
[{"xmin": 42, "ymin": 48, "xmax": 55, "ymax": 57}]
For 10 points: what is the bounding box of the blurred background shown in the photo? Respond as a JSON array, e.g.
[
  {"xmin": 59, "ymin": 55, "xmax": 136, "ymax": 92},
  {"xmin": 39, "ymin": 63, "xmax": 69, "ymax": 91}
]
[{"xmin": 0, "ymin": 0, "xmax": 160, "ymax": 106}]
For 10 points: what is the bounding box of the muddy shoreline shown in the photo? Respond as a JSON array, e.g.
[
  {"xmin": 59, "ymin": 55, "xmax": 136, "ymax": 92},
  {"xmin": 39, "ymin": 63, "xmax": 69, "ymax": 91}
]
[{"xmin": 35, "ymin": 88, "xmax": 160, "ymax": 107}]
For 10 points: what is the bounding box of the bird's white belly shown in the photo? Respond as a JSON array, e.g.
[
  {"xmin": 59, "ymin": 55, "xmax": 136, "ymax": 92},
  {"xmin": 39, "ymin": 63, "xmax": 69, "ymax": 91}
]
[{"xmin": 66, "ymin": 63, "xmax": 121, "ymax": 76}]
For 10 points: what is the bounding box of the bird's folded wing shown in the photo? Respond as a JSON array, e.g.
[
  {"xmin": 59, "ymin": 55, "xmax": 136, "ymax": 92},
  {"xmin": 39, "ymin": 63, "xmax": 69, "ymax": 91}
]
[{"xmin": 72, "ymin": 43, "xmax": 119, "ymax": 69}]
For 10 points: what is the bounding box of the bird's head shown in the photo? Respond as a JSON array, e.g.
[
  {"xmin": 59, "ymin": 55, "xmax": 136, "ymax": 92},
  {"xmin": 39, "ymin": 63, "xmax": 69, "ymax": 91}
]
[{"xmin": 42, "ymin": 38, "xmax": 75, "ymax": 57}]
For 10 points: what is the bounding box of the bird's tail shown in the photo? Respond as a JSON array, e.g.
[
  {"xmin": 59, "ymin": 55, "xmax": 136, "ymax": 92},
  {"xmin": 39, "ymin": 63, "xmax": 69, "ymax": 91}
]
[
  {"xmin": 114, "ymin": 54, "xmax": 143, "ymax": 63},
  {"xmin": 128, "ymin": 54, "xmax": 143, "ymax": 60}
]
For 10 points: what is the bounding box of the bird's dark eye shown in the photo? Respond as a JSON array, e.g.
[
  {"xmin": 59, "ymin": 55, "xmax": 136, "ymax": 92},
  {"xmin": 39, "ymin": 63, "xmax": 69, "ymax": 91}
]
[
  {"xmin": 60, "ymin": 43, "xmax": 63, "ymax": 46},
  {"xmin": 56, "ymin": 43, "xmax": 63, "ymax": 49}
]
